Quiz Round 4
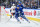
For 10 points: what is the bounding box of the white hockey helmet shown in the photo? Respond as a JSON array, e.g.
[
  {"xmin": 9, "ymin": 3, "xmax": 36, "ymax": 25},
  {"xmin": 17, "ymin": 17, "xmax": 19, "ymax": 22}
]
[{"xmin": 13, "ymin": 4, "xmax": 15, "ymax": 6}]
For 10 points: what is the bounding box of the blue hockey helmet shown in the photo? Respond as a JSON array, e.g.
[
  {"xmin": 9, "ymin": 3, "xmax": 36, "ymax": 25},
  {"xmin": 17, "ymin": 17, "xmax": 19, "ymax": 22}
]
[{"xmin": 19, "ymin": 2, "xmax": 21, "ymax": 4}]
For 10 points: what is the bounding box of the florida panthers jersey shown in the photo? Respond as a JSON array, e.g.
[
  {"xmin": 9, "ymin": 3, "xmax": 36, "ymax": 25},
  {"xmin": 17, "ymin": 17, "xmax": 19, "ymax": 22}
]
[{"xmin": 10, "ymin": 6, "xmax": 16, "ymax": 13}]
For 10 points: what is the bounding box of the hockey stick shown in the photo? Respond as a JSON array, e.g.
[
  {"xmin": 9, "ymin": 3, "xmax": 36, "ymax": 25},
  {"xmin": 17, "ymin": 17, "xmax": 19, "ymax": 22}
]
[
  {"xmin": 6, "ymin": 15, "xmax": 14, "ymax": 23},
  {"xmin": 5, "ymin": 18, "xmax": 11, "ymax": 23}
]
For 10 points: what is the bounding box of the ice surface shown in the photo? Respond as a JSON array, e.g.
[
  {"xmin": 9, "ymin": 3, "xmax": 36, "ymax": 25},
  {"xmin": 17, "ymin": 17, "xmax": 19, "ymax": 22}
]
[{"xmin": 0, "ymin": 17, "xmax": 40, "ymax": 27}]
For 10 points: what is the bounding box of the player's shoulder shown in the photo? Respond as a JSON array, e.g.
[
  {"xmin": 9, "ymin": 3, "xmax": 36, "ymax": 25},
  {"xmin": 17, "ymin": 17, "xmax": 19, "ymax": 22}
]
[{"xmin": 11, "ymin": 6, "xmax": 13, "ymax": 8}]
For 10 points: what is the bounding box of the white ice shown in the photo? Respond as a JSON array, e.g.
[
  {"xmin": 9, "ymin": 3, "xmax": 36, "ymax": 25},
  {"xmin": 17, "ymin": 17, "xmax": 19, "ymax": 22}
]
[{"xmin": 0, "ymin": 17, "xmax": 40, "ymax": 27}]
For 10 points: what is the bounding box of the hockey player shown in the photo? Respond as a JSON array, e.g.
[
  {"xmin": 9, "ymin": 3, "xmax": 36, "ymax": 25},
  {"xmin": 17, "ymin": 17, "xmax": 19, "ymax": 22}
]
[
  {"xmin": 10, "ymin": 4, "xmax": 16, "ymax": 18},
  {"xmin": 17, "ymin": 2, "xmax": 24, "ymax": 20},
  {"xmin": 15, "ymin": 5, "xmax": 30, "ymax": 23}
]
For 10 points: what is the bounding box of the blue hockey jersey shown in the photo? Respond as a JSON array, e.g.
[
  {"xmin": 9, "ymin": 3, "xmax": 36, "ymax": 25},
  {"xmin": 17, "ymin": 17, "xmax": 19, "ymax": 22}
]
[{"xmin": 15, "ymin": 8, "xmax": 24, "ymax": 16}]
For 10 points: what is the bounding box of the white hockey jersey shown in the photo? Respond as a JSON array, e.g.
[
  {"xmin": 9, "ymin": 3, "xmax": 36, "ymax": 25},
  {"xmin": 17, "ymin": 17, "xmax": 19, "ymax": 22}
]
[{"xmin": 10, "ymin": 6, "xmax": 16, "ymax": 13}]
